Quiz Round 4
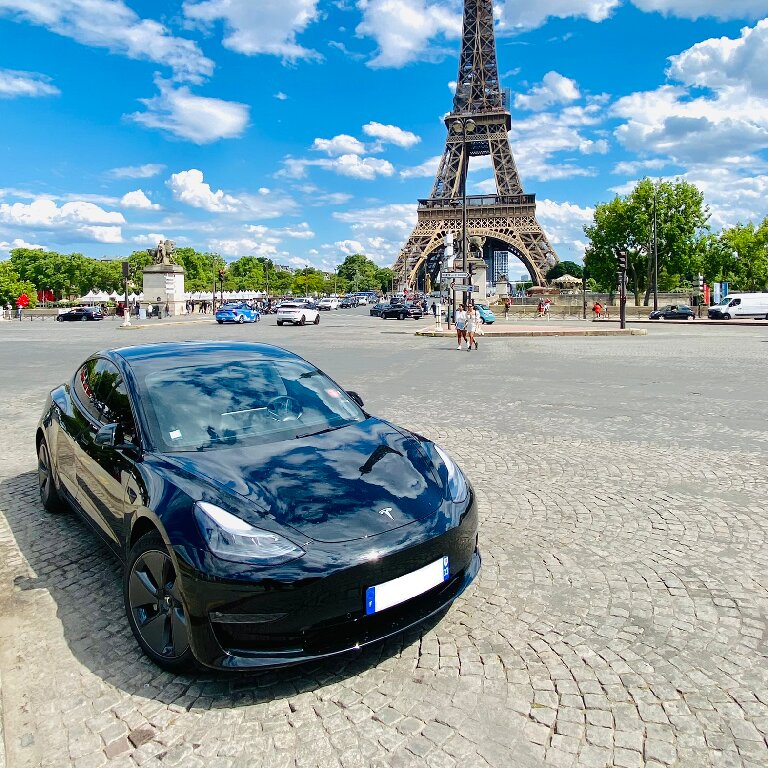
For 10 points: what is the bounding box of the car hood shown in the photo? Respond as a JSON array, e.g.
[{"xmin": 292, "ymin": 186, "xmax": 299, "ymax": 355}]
[{"xmin": 159, "ymin": 419, "xmax": 444, "ymax": 543}]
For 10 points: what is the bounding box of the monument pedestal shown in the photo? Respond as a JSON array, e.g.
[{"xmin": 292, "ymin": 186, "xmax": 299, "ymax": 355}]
[
  {"xmin": 468, "ymin": 257, "xmax": 488, "ymax": 303},
  {"xmin": 142, "ymin": 264, "xmax": 186, "ymax": 317}
]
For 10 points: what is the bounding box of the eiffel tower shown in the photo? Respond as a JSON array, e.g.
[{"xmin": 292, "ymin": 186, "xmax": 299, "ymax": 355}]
[{"xmin": 393, "ymin": 0, "xmax": 558, "ymax": 289}]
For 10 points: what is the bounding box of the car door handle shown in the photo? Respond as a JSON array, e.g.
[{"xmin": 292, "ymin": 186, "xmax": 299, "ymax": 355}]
[{"xmin": 126, "ymin": 487, "xmax": 137, "ymax": 503}]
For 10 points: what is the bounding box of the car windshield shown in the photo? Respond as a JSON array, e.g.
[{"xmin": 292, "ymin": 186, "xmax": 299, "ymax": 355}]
[
  {"xmin": 140, "ymin": 358, "xmax": 365, "ymax": 452},
  {"xmin": 719, "ymin": 297, "xmax": 732, "ymax": 305}
]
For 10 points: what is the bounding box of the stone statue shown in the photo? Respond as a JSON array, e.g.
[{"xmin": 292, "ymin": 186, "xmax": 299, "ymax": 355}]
[{"xmin": 147, "ymin": 239, "xmax": 176, "ymax": 265}]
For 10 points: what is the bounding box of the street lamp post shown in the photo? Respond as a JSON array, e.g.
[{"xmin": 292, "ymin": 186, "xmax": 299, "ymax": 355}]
[
  {"xmin": 451, "ymin": 117, "xmax": 476, "ymax": 308},
  {"xmin": 652, "ymin": 182, "xmax": 659, "ymax": 311}
]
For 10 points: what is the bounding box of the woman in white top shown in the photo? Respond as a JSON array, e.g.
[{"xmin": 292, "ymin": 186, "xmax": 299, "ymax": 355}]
[
  {"xmin": 454, "ymin": 304, "xmax": 468, "ymax": 350},
  {"xmin": 465, "ymin": 305, "xmax": 480, "ymax": 350}
]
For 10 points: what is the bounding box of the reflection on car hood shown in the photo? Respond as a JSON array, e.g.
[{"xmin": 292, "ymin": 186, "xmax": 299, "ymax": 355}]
[{"xmin": 160, "ymin": 419, "xmax": 443, "ymax": 543}]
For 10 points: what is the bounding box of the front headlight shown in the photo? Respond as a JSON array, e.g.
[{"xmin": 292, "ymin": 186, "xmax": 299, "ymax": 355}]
[
  {"xmin": 433, "ymin": 444, "xmax": 469, "ymax": 502},
  {"xmin": 194, "ymin": 501, "xmax": 305, "ymax": 566}
]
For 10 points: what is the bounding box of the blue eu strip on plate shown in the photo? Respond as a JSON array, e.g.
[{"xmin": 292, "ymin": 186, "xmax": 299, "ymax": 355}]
[{"xmin": 365, "ymin": 557, "xmax": 449, "ymax": 616}]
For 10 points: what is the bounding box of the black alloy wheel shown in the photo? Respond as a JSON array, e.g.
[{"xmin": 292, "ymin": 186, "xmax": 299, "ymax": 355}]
[
  {"xmin": 38, "ymin": 438, "xmax": 66, "ymax": 513},
  {"xmin": 238, "ymin": 315, "xmax": 245, "ymax": 323},
  {"xmin": 125, "ymin": 532, "xmax": 192, "ymax": 671}
]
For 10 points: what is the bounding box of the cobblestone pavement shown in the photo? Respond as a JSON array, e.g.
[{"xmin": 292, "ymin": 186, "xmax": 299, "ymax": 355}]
[{"xmin": 1, "ymin": 313, "xmax": 767, "ymax": 767}]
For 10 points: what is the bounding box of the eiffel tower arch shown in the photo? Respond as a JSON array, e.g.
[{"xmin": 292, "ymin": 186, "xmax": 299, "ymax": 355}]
[{"xmin": 393, "ymin": 0, "xmax": 559, "ymax": 290}]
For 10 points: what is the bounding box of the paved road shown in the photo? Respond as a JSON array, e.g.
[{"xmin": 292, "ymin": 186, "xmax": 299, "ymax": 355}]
[{"xmin": 0, "ymin": 311, "xmax": 767, "ymax": 768}]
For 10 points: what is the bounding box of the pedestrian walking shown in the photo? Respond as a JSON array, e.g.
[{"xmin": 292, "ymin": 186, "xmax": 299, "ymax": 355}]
[
  {"xmin": 431, "ymin": 301, "xmax": 437, "ymax": 318},
  {"xmin": 503, "ymin": 297, "xmax": 510, "ymax": 319},
  {"xmin": 466, "ymin": 304, "xmax": 480, "ymax": 350},
  {"xmin": 454, "ymin": 304, "xmax": 468, "ymax": 350}
]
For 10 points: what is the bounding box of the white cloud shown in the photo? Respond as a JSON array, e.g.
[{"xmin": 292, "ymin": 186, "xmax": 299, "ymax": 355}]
[
  {"xmin": 184, "ymin": 0, "xmax": 321, "ymax": 60},
  {"xmin": 356, "ymin": 0, "xmax": 461, "ymax": 68},
  {"xmin": 207, "ymin": 237, "xmax": 281, "ymax": 258},
  {"xmin": 274, "ymin": 91, "xmax": 288, "ymax": 100},
  {"xmin": 0, "ymin": 68, "xmax": 58, "ymax": 98},
  {"xmin": 0, "ymin": 238, "xmax": 48, "ymax": 252},
  {"xmin": 629, "ymin": 0, "xmax": 768, "ymax": 20},
  {"xmin": 120, "ymin": 189, "xmax": 160, "ymax": 210},
  {"xmin": 167, "ymin": 169, "xmax": 240, "ymax": 212},
  {"xmin": 0, "ymin": 0, "xmax": 212, "ymax": 83},
  {"xmin": 363, "ymin": 122, "xmax": 420, "ymax": 148},
  {"xmin": 498, "ymin": 0, "xmax": 619, "ymax": 31},
  {"xmin": 280, "ymin": 222, "xmax": 315, "ymax": 239},
  {"xmin": 278, "ymin": 154, "xmax": 395, "ymax": 180},
  {"xmin": 129, "ymin": 79, "xmax": 249, "ymax": 144},
  {"xmin": 0, "ymin": 198, "xmax": 124, "ymax": 243},
  {"xmin": 335, "ymin": 239, "xmax": 366, "ymax": 255},
  {"xmin": 333, "ymin": 202, "xmax": 417, "ymax": 238},
  {"xmin": 108, "ymin": 163, "xmax": 165, "ymax": 179},
  {"xmin": 536, "ymin": 199, "xmax": 595, "ymax": 256},
  {"xmin": 312, "ymin": 134, "xmax": 367, "ymax": 155},
  {"xmin": 400, "ymin": 154, "xmax": 442, "ymax": 179},
  {"xmin": 514, "ymin": 71, "xmax": 580, "ymax": 111}
]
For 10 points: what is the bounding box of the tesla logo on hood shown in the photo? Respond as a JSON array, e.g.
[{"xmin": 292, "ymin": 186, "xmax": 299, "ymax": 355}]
[{"xmin": 378, "ymin": 507, "xmax": 394, "ymax": 520}]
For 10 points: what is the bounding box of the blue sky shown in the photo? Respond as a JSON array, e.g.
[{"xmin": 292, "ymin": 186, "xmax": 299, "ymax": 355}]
[{"xmin": 1, "ymin": 1, "xmax": 767, "ymax": 279}]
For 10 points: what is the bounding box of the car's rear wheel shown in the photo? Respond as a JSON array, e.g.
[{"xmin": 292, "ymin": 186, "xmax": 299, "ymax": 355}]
[
  {"xmin": 399, "ymin": 312, "xmax": 406, "ymax": 320},
  {"xmin": 299, "ymin": 315, "xmax": 306, "ymax": 326},
  {"xmin": 56, "ymin": 316, "xmax": 63, "ymax": 322},
  {"xmin": 277, "ymin": 320, "xmax": 283, "ymax": 326},
  {"xmin": 238, "ymin": 315, "xmax": 245, "ymax": 324},
  {"xmin": 38, "ymin": 438, "xmax": 66, "ymax": 513},
  {"xmin": 125, "ymin": 531, "xmax": 193, "ymax": 671},
  {"xmin": 81, "ymin": 315, "xmax": 87, "ymax": 321},
  {"xmin": 314, "ymin": 315, "xmax": 320, "ymax": 325}
]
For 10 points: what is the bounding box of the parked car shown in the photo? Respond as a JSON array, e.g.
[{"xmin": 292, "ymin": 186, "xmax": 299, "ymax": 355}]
[
  {"xmin": 649, "ymin": 304, "xmax": 695, "ymax": 320},
  {"xmin": 473, "ymin": 304, "xmax": 496, "ymax": 324},
  {"xmin": 276, "ymin": 303, "xmax": 321, "ymax": 326},
  {"xmin": 381, "ymin": 303, "xmax": 423, "ymax": 320},
  {"xmin": 56, "ymin": 306, "xmax": 104, "ymax": 321},
  {"xmin": 36, "ymin": 341, "xmax": 480, "ymax": 671},
  {"xmin": 708, "ymin": 293, "xmax": 768, "ymax": 320},
  {"xmin": 370, "ymin": 302, "xmax": 390, "ymax": 317},
  {"xmin": 215, "ymin": 303, "xmax": 260, "ymax": 324},
  {"xmin": 318, "ymin": 298, "xmax": 339, "ymax": 311}
]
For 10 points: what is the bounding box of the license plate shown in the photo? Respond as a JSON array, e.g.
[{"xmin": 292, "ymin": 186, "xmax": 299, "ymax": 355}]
[{"xmin": 365, "ymin": 557, "xmax": 449, "ymax": 615}]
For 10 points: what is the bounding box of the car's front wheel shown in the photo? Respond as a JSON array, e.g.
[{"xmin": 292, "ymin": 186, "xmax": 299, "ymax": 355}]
[
  {"xmin": 38, "ymin": 438, "xmax": 66, "ymax": 513},
  {"xmin": 299, "ymin": 315, "xmax": 306, "ymax": 326},
  {"xmin": 314, "ymin": 315, "xmax": 320, "ymax": 324},
  {"xmin": 399, "ymin": 312, "xmax": 406, "ymax": 320},
  {"xmin": 723, "ymin": 313, "xmax": 731, "ymax": 320},
  {"xmin": 238, "ymin": 315, "xmax": 245, "ymax": 324},
  {"xmin": 124, "ymin": 531, "xmax": 193, "ymax": 671}
]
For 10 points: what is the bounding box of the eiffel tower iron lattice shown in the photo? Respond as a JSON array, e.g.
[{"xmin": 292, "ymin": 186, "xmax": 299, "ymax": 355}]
[{"xmin": 393, "ymin": 0, "xmax": 559, "ymax": 290}]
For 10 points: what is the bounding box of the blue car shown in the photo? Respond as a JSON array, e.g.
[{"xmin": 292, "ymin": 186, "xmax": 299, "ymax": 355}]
[
  {"xmin": 474, "ymin": 303, "xmax": 496, "ymax": 324},
  {"xmin": 215, "ymin": 303, "xmax": 260, "ymax": 324}
]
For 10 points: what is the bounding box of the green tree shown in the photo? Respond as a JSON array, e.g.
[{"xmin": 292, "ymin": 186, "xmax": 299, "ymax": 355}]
[
  {"xmin": 227, "ymin": 256, "xmax": 265, "ymax": 290},
  {"xmin": 0, "ymin": 261, "xmax": 37, "ymax": 306},
  {"xmin": 546, "ymin": 261, "xmax": 583, "ymax": 281},
  {"xmin": 584, "ymin": 178, "xmax": 709, "ymax": 305},
  {"xmin": 719, "ymin": 220, "xmax": 768, "ymax": 292},
  {"xmin": 337, "ymin": 254, "xmax": 379, "ymax": 291}
]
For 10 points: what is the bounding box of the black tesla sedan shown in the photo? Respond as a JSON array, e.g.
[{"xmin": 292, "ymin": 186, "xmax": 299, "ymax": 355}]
[
  {"xmin": 56, "ymin": 306, "xmax": 104, "ymax": 321},
  {"xmin": 381, "ymin": 303, "xmax": 423, "ymax": 320},
  {"xmin": 37, "ymin": 342, "xmax": 480, "ymax": 671}
]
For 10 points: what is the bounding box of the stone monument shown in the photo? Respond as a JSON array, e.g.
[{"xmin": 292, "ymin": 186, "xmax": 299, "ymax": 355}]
[{"xmin": 141, "ymin": 239, "xmax": 185, "ymax": 317}]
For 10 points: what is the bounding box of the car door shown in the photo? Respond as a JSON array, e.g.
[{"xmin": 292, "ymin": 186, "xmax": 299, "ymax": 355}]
[{"xmin": 72, "ymin": 358, "xmax": 126, "ymax": 550}]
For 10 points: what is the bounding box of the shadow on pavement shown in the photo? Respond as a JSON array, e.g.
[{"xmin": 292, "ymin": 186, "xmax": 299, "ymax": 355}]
[{"xmin": 0, "ymin": 470, "xmax": 445, "ymax": 710}]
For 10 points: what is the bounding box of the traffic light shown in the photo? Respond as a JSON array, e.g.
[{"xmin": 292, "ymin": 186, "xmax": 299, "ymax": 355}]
[
  {"xmin": 218, "ymin": 268, "xmax": 226, "ymax": 283},
  {"xmin": 616, "ymin": 251, "xmax": 627, "ymax": 271},
  {"xmin": 698, "ymin": 274, "xmax": 704, "ymax": 291}
]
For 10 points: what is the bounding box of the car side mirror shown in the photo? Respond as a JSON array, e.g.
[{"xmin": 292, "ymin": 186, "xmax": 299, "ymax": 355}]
[
  {"xmin": 95, "ymin": 423, "xmax": 117, "ymax": 447},
  {"xmin": 347, "ymin": 391, "xmax": 364, "ymax": 408}
]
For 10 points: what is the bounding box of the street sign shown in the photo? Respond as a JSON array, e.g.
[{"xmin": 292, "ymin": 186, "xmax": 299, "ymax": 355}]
[
  {"xmin": 443, "ymin": 271, "xmax": 469, "ymax": 279},
  {"xmin": 452, "ymin": 284, "xmax": 478, "ymax": 292}
]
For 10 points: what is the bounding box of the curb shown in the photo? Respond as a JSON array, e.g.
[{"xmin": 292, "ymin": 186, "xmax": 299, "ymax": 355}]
[{"xmin": 415, "ymin": 327, "xmax": 648, "ymax": 338}]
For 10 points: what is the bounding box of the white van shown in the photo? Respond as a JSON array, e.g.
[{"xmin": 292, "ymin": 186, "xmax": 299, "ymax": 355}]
[{"xmin": 708, "ymin": 293, "xmax": 768, "ymax": 320}]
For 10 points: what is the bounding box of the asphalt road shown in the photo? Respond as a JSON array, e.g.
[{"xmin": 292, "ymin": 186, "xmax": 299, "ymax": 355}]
[{"xmin": 0, "ymin": 310, "xmax": 766, "ymax": 768}]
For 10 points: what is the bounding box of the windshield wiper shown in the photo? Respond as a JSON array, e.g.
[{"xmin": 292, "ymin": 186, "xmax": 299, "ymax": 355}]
[{"xmin": 295, "ymin": 424, "xmax": 346, "ymax": 439}]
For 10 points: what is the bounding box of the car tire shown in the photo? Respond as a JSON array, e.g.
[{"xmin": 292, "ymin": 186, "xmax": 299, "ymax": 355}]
[
  {"xmin": 723, "ymin": 313, "xmax": 731, "ymax": 320},
  {"xmin": 81, "ymin": 315, "xmax": 87, "ymax": 321},
  {"xmin": 314, "ymin": 315, "xmax": 320, "ymax": 325},
  {"xmin": 277, "ymin": 320, "xmax": 283, "ymax": 326},
  {"xmin": 38, "ymin": 438, "xmax": 66, "ymax": 513},
  {"xmin": 238, "ymin": 315, "xmax": 245, "ymax": 324},
  {"xmin": 56, "ymin": 315, "xmax": 63, "ymax": 322},
  {"xmin": 124, "ymin": 531, "xmax": 194, "ymax": 672},
  {"xmin": 217, "ymin": 319, "xmax": 223, "ymax": 324},
  {"xmin": 399, "ymin": 312, "xmax": 406, "ymax": 320}
]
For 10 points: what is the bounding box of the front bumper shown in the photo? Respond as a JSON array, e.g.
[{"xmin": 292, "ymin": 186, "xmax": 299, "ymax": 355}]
[{"xmin": 175, "ymin": 498, "xmax": 479, "ymax": 670}]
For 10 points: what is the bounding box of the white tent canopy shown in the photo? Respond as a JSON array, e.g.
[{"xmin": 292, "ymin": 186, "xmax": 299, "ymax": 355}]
[{"xmin": 552, "ymin": 274, "xmax": 583, "ymax": 286}]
